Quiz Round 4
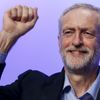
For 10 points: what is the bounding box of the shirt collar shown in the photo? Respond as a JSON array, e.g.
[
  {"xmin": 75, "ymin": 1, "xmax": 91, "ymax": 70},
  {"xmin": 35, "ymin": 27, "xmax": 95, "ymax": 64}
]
[
  {"xmin": 63, "ymin": 74, "xmax": 71, "ymax": 89},
  {"xmin": 63, "ymin": 67, "xmax": 100, "ymax": 100},
  {"xmin": 62, "ymin": 74, "xmax": 71, "ymax": 94},
  {"xmin": 86, "ymin": 68, "xmax": 100, "ymax": 100}
]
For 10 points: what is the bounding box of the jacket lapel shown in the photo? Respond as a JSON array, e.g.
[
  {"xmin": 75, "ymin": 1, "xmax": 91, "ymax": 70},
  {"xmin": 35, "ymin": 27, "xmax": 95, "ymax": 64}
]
[
  {"xmin": 43, "ymin": 68, "xmax": 65, "ymax": 100},
  {"xmin": 96, "ymin": 89, "xmax": 100, "ymax": 100}
]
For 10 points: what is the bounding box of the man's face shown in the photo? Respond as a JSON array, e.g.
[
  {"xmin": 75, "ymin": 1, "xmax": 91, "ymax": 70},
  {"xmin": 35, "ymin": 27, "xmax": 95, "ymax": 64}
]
[{"xmin": 59, "ymin": 8, "xmax": 100, "ymax": 72}]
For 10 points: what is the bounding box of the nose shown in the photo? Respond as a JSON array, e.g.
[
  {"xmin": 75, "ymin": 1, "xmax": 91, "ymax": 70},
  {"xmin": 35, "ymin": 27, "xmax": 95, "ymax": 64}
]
[{"xmin": 72, "ymin": 33, "xmax": 83, "ymax": 48}]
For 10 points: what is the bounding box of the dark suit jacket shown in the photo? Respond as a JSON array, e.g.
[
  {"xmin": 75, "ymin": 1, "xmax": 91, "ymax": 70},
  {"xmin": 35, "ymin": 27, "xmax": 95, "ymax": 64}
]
[{"xmin": 0, "ymin": 63, "xmax": 100, "ymax": 100}]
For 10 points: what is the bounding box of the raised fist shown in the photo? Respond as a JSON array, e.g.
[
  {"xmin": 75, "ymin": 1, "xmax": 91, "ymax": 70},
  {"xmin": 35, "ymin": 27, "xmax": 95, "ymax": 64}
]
[
  {"xmin": 0, "ymin": 5, "xmax": 38, "ymax": 53},
  {"xmin": 3, "ymin": 5, "xmax": 38, "ymax": 38}
]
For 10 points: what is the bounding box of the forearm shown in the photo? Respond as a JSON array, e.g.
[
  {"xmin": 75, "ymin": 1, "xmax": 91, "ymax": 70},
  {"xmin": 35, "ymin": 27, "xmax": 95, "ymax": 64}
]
[
  {"xmin": 0, "ymin": 31, "xmax": 17, "ymax": 79},
  {"xmin": 0, "ymin": 31, "xmax": 18, "ymax": 53}
]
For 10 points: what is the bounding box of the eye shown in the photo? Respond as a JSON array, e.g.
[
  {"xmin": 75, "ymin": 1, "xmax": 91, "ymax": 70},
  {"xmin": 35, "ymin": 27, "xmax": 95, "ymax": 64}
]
[
  {"xmin": 63, "ymin": 30, "xmax": 74, "ymax": 36},
  {"xmin": 83, "ymin": 31, "xmax": 95, "ymax": 38}
]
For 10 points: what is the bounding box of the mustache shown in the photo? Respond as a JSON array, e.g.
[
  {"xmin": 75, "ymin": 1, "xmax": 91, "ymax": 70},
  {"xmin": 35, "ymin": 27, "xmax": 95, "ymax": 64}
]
[{"xmin": 65, "ymin": 46, "xmax": 89, "ymax": 53}]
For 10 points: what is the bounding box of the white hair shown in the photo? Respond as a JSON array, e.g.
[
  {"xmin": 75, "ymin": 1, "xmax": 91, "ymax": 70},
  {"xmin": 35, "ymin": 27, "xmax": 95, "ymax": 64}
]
[{"xmin": 58, "ymin": 3, "xmax": 100, "ymax": 35}]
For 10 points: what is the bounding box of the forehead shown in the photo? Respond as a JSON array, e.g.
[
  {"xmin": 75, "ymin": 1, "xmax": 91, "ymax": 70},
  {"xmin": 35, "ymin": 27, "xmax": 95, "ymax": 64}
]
[{"xmin": 61, "ymin": 8, "xmax": 98, "ymax": 29}]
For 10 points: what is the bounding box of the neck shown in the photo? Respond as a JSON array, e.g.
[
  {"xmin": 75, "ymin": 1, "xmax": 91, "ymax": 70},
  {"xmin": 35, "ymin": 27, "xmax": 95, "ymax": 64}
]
[{"xmin": 64, "ymin": 65, "xmax": 99, "ymax": 97}]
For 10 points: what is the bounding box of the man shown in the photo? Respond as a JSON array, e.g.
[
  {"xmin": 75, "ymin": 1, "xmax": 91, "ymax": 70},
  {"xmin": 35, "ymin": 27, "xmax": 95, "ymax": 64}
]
[{"xmin": 0, "ymin": 3, "xmax": 100, "ymax": 100}]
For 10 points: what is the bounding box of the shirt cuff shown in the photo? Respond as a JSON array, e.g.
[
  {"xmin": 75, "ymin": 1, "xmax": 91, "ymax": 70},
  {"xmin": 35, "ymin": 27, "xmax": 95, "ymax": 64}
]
[{"xmin": 0, "ymin": 52, "xmax": 7, "ymax": 63}]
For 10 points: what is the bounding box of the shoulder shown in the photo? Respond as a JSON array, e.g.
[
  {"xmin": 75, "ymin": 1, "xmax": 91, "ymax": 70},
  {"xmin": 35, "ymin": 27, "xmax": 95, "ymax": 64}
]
[
  {"xmin": 18, "ymin": 70, "xmax": 48, "ymax": 82},
  {"xmin": 16, "ymin": 70, "xmax": 49, "ymax": 89},
  {"xmin": 18, "ymin": 69, "xmax": 63, "ymax": 81},
  {"xmin": 17, "ymin": 69, "xmax": 64, "ymax": 87},
  {"xmin": 18, "ymin": 69, "xmax": 64, "ymax": 83}
]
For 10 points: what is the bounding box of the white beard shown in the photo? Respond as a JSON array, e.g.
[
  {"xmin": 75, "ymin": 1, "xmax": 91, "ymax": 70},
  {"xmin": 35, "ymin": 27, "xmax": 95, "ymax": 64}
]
[{"xmin": 61, "ymin": 46, "xmax": 100, "ymax": 73}]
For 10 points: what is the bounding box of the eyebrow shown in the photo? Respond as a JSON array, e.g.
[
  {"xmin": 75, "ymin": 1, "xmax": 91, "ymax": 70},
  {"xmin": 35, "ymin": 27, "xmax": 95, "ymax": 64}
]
[
  {"xmin": 63, "ymin": 26, "xmax": 96, "ymax": 32},
  {"xmin": 63, "ymin": 27, "xmax": 75, "ymax": 32}
]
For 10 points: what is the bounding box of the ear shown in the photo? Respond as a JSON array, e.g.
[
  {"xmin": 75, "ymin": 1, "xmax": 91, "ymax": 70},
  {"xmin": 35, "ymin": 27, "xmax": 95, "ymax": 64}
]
[
  {"xmin": 58, "ymin": 35, "xmax": 61, "ymax": 52},
  {"xmin": 58, "ymin": 35, "xmax": 60, "ymax": 47}
]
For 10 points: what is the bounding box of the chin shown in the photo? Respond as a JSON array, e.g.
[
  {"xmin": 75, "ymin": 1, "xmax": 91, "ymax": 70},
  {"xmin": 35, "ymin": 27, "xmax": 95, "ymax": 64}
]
[{"xmin": 63, "ymin": 53, "xmax": 93, "ymax": 71}]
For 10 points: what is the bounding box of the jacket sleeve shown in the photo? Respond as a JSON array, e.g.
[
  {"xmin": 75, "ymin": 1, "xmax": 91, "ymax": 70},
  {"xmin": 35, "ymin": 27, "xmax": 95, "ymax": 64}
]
[
  {"xmin": 0, "ymin": 66, "xmax": 33, "ymax": 100},
  {"xmin": 0, "ymin": 63, "xmax": 5, "ymax": 79},
  {"xmin": 0, "ymin": 64, "xmax": 48, "ymax": 100},
  {"xmin": 0, "ymin": 79, "xmax": 21, "ymax": 100}
]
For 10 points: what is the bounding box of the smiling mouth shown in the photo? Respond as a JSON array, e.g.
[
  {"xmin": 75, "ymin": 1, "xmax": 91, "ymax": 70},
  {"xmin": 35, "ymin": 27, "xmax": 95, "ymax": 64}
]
[
  {"xmin": 67, "ymin": 50, "xmax": 88, "ymax": 56},
  {"xmin": 69, "ymin": 50, "xmax": 88, "ymax": 53}
]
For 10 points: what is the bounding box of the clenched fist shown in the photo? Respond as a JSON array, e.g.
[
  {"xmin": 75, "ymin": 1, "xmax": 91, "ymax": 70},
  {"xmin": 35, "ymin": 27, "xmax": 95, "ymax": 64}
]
[
  {"xmin": 0, "ymin": 5, "xmax": 38, "ymax": 53},
  {"xmin": 3, "ymin": 5, "xmax": 38, "ymax": 37}
]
